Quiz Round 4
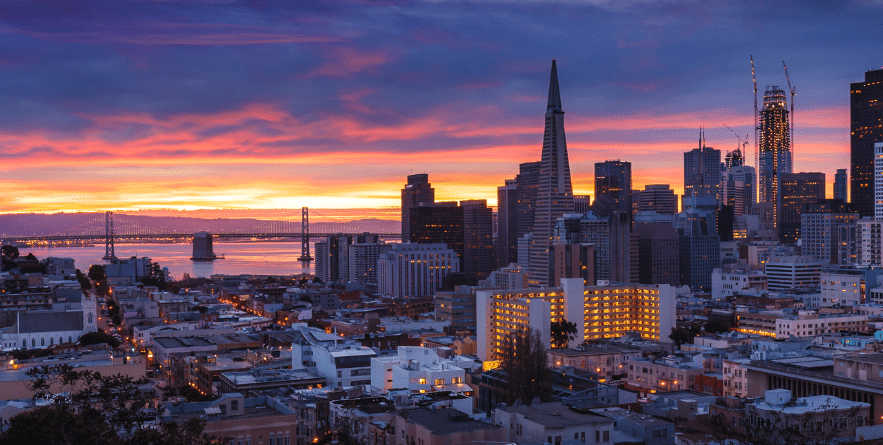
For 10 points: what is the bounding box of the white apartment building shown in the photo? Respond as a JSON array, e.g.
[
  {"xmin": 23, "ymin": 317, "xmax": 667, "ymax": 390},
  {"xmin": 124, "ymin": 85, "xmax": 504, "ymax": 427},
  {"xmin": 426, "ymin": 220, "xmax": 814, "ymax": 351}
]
[
  {"xmin": 370, "ymin": 346, "xmax": 475, "ymax": 395},
  {"xmin": 820, "ymin": 270, "xmax": 863, "ymax": 306},
  {"xmin": 722, "ymin": 358, "xmax": 751, "ymax": 398},
  {"xmin": 764, "ymin": 256, "xmax": 824, "ymax": 291},
  {"xmin": 377, "ymin": 243, "xmax": 459, "ymax": 298},
  {"xmin": 857, "ymin": 218, "xmax": 883, "ymax": 267},
  {"xmin": 711, "ymin": 268, "xmax": 767, "ymax": 300},
  {"xmin": 775, "ymin": 312, "xmax": 868, "ymax": 338},
  {"xmin": 290, "ymin": 326, "xmax": 376, "ymax": 388},
  {"xmin": 876, "ymin": 142, "xmax": 883, "ymax": 220}
]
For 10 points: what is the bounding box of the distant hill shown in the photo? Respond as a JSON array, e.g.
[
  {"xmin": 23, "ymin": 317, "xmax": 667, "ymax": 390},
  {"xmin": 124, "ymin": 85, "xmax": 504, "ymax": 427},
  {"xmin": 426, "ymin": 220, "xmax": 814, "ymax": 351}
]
[{"xmin": 0, "ymin": 213, "xmax": 400, "ymax": 237}]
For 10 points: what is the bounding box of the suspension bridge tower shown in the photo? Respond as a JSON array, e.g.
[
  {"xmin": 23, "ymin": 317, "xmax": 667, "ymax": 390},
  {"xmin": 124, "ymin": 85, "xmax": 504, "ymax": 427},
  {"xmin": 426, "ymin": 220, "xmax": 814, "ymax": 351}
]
[
  {"xmin": 297, "ymin": 207, "xmax": 313, "ymax": 262},
  {"xmin": 102, "ymin": 211, "xmax": 117, "ymax": 260}
]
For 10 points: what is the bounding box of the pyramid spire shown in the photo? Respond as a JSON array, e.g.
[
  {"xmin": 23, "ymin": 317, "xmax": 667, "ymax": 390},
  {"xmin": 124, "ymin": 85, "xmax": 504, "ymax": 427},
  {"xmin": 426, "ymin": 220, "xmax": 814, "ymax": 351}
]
[{"xmin": 547, "ymin": 59, "xmax": 563, "ymax": 113}]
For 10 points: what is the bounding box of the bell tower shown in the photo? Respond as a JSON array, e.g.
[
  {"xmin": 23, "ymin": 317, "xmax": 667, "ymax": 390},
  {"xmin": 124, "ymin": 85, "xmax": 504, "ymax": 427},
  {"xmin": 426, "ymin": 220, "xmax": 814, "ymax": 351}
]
[{"xmin": 82, "ymin": 291, "xmax": 98, "ymax": 333}]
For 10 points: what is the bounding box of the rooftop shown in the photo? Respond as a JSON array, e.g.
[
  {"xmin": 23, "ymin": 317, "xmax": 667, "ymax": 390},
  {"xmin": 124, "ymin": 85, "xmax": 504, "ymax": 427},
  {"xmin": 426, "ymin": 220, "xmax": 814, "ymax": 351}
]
[
  {"xmin": 499, "ymin": 402, "xmax": 612, "ymax": 429},
  {"xmin": 403, "ymin": 408, "xmax": 501, "ymax": 435},
  {"xmin": 589, "ymin": 407, "xmax": 674, "ymax": 427}
]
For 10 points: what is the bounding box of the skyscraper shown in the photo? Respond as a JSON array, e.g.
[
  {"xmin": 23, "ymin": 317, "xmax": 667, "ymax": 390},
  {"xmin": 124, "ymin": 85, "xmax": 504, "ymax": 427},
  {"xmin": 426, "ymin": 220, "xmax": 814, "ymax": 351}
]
[
  {"xmin": 724, "ymin": 149, "xmax": 744, "ymax": 169},
  {"xmin": 409, "ymin": 201, "xmax": 463, "ymax": 267},
  {"xmin": 684, "ymin": 140, "xmax": 722, "ymax": 204},
  {"xmin": 515, "ymin": 161, "xmax": 541, "ymax": 241},
  {"xmin": 676, "ymin": 202, "xmax": 720, "ymax": 292},
  {"xmin": 801, "ymin": 200, "xmax": 858, "ymax": 265},
  {"xmin": 726, "ymin": 166, "xmax": 756, "ymax": 217},
  {"xmin": 834, "ymin": 168, "xmax": 848, "ymax": 202},
  {"xmin": 409, "ymin": 200, "xmax": 495, "ymax": 278},
  {"xmin": 851, "ymin": 69, "xmax": 883, "ymax": 218},
  {"xmin": 497, "ymin": 179, "xmax": 518, "ymax": 267},
  {"xmin": 876, "ymin": 143, "xmax": 883, "ymax": 220},
  {"xmin": 528, "ymin": 60, "xmax": 575, "ymax": 287},
  {"xmin": 315, "ymin": 234, "xmax": 353, "ymax": 283},
  {"xmin": 461, "ymin": 199, "xmax": 495, "ymax": 278},
  {"xmin": 758, "ymin": 87, "xmax": 792, "ymax": 228},
  {"xmin": 593, "ymin": 160, "xmax": 632, "ymax": 218},
  {"xmin": 778, "ymin": 172, "xmax": 825, "ymax": 244},
  {"xmin": 401, "ymin": 174, "xmax": 435, "ymax": 241},
  {"xmin": 637, "ymin": 184, "xmax": 677, "ymax": 214}
]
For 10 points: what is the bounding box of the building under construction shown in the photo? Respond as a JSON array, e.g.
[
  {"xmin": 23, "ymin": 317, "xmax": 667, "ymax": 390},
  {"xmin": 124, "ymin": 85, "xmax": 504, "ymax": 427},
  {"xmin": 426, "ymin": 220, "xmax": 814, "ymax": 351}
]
[{"xmin": 757, "ymin": 86, "xmax": 792, "ymax": 230}]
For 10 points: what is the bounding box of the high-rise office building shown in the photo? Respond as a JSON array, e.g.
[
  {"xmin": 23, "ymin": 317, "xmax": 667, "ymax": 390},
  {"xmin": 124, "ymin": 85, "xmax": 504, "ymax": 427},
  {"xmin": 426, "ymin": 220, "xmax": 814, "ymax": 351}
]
[
  {"xmin": 633, "ymin": 217, "xmax": 679, "ymax": 286},
  {"xmin": 726, "ymin": 166, "xmax": 756, "ymax": 217},
  {"xmin": 876, "ymin": 143, "xmax": 883, "ymax": 220},
  {"xmin": 528, "ymin": 60, "xmax": 574, "ymax": 287},
  {"xmin": 497, "ymin": 179, "xmax": 519, "ymax": 267},
  {"xmin": 401, "ymin": 174, "xmax": 435, "ymax": 241},
  {"xmin": 851, "ymin": 69, "xmax": 883, "ymax": 218},
  {"xmin": 574, "ymin": 195, "xmax": 591, "ymax": 214},
  {"xmin": 724, "ymin": 149, "xmax": 744, "ymax": 169},
  {"xmin": 637, "ymin": 184, "xmax": 677, "ymax": 214},
  {"xmin": 461, "ymin": 199, "xmax": 495, "ymax": 278},
  {"xmin": 348, "ymin": 237, "xmax": 391, "ymax": 291},
  {"xmin": 515, "ymin": 161, "xmax": 541, "ymax": 240},
  {"xmin": 684, "ymin": 141, "xmax": 722, "ymax": 204},
  {"xmin": 675, "ymin": 204, "xmax": 721, "ymax": 292},
  {"xmin": 551, "ymin": 243, "xmax": 594, "ymax": 287},
  {"xmin": 801, "ymin": 200, "xmax": 859, "ymax": 265},
  {"xmin": 834, "ymin": 168, "xmax": 848, "ymax": 202},
  {"xmin": 315, "ymin": 234, "xmax": 353, "ymax": 283},
  {"xmin": 594, "ymin": 160, "xmax": 632, "ymax": 218},
  {"xmin": 758, "ymin": 87, "xmax": 793, "ymax": 228},
  {"xmin": 409, "ymin": 200, "xmax": 494, "ymax": 278},
  {"xmin": 778, "ymin": 172, "xmax": 825, "ymax": 244},
  {"xmin": 378, "ymin": 243, "xmax": 459, "ymax": 298},
  {"xmin": 409, "ymin": 201, "xmax": 463, "ymax": 266}
]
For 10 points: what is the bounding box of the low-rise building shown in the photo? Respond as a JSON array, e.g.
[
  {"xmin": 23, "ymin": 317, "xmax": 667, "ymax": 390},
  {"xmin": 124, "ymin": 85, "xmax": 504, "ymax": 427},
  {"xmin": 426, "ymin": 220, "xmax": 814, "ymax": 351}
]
[
  {"xmin": 494, "ymin": 401, "xmax": 614, "ymax": 445},
  {"xmin": 390, "ymin": 407, "xmax": 503, "ymax": 445},
  {"xmin": 546, "ymin": 343, "xmax": 642, "ymax": 381},
  {"xmin": 164, "ymin": 393, "xmax": 298, "ymax": 445},
  {"xmin": 747, "ymin": 389, "xmax": 870, "ymax": 441},
  {"xmin": 590, "ymin": 406, "xmax": 675, "ymax": 445},
  {"xmin": 370, "ymin": 346, "xmax": 474, "ymax": 395},
  {"xmin": 711, "ymin": 268, "xmax": 767, "ymax": 300},
  {"xmin": 625, "ymin": 353, "xmax": 705, "ymax": 395}
]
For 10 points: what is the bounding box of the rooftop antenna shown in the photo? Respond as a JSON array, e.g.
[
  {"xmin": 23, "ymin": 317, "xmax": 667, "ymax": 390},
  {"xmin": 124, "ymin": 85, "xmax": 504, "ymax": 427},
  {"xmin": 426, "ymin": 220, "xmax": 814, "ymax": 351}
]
[
  {"xmin": 751, "ymin": 56, "xmax": 758, "ymax": 172},
  {"xmin": 783, "ymin": 60, "xmax": 795, "ymax": 164}
]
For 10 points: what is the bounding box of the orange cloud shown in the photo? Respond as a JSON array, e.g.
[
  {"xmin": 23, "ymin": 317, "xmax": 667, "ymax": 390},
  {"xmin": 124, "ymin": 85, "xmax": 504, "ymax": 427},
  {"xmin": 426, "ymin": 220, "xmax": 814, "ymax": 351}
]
[{"xmin": 0, "ymin": 101, "xmax": 852, "ymax": 214}]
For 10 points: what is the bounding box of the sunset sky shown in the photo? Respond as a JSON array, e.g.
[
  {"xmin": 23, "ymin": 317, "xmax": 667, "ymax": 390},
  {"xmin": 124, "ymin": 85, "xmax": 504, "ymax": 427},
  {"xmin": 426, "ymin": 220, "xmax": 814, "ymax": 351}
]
[{"xmin": 0, "ymin": 1, "xmax": 880, "ymax": 221}]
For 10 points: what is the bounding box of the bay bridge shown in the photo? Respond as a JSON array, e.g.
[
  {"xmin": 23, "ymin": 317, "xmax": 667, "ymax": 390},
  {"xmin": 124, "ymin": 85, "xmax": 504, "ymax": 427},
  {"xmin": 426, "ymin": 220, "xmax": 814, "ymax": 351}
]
[{"xmin": 0, "ymin": 208, "xmax": 400, "ymax": 262}]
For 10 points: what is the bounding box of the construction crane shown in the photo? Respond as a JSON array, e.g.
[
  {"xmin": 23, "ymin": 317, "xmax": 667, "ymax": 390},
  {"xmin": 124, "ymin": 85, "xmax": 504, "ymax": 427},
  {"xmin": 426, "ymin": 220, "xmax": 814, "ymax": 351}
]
[
  {"xmin": 751, "ymin": 56, "xmax": 758, "ymax": 171},
  {"xmin": 724, "ymin": 124, "xmax": 750, "ymax": 155},
  {"xmin": 783, "ymin": 60, "xmax": 795, "ymax": 162}
]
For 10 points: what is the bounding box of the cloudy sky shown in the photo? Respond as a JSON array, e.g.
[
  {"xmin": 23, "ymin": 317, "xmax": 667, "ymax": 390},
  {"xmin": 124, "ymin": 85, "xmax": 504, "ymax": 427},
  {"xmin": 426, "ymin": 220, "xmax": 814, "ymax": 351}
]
[{"xmin": 0, "ymin": 0, "xmax": 879, "ymax": 220}]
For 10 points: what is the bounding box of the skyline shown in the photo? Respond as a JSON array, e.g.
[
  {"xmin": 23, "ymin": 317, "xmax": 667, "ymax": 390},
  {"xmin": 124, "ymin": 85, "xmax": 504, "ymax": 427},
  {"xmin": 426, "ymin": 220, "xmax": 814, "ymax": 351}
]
[{"xmin": 0, "ymin": 1, "xmax": 881, "ymax": 217}]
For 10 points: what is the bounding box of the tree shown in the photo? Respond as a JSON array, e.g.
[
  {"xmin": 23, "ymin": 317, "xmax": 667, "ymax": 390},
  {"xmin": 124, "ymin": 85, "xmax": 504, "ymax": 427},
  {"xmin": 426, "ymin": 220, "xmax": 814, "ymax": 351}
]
[
  {"xmin": 550, "ymin": 319, "xmax": 578, "ymax": 348},
  {"xmin": 140, "ymin": 261, "xmax": 167, "ymax": 291},
  {"xmin": 500, "ymin": 327, "xmax": 550, "ymax": 405},
  {"xmin": 669, "ymin": 326, "xmax": 700, "ymax": 348},
  {"xmin": 79, "ymin": 331, "xmax": 120, "ymax": 348},
  {"xmin": 87, "ymin": 264, "xmax": 107, "ymax": 282},
  {"xmin": 1, "ymin": 244, "xmax": 19, "ymax": 260},
  {"xmin": 704, "ymin": 319, "xmax": 732, "ymax": 334},
  {"xmin": 0, "ymin": 364, "xmax": 217, "ymax": 445},
  {"xmin": 75, "ymin": 269, "xmax": 93, "ymax": 293}
]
